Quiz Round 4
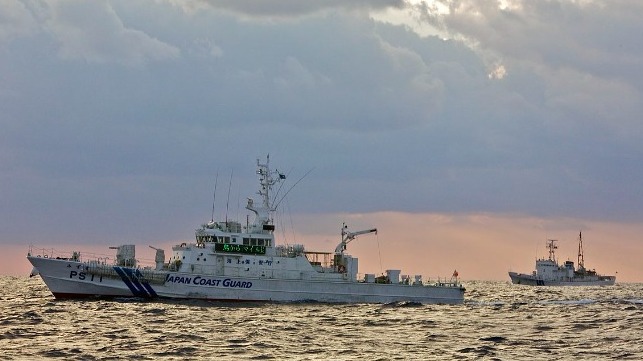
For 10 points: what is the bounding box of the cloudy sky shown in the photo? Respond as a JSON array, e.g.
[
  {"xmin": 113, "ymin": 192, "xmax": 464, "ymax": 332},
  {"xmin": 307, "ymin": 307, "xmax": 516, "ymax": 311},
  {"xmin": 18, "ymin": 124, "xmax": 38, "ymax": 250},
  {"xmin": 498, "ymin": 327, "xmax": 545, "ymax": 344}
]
[{"xmin": 2, "ymin": 0, "xmax": 642, "ymax": 281}]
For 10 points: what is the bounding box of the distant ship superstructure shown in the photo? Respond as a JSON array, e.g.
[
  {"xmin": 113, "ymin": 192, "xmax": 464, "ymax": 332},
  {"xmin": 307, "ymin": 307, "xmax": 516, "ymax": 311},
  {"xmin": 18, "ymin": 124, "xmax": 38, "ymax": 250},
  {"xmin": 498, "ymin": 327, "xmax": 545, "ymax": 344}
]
[{"xmin": 509, "ymin": 233, "xmax": 615, "ymax": 286}]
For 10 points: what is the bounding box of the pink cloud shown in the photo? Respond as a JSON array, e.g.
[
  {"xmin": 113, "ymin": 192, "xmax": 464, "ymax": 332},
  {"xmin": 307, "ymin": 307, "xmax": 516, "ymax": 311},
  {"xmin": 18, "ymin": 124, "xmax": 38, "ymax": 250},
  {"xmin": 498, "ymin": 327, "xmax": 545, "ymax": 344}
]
[{"xmin": 8, "ymin": 212, "xmax": 640, "ymax": 283}]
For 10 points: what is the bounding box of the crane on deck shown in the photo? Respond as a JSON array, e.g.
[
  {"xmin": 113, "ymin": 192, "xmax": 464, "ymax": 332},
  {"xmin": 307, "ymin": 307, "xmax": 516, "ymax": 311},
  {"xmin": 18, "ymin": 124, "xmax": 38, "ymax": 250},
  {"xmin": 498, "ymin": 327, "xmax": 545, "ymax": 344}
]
[{"xmin": 335, "ymin": 222, "xmax": 378, "ymax": 254}]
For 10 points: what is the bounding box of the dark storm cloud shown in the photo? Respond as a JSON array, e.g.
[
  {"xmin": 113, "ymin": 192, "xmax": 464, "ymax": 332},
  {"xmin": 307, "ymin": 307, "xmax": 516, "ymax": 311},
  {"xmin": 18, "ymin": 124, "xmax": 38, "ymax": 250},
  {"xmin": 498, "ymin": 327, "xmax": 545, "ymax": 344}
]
[{"xmin": 1, "ymin": 0, "xmax": 643, "ymax": 246}]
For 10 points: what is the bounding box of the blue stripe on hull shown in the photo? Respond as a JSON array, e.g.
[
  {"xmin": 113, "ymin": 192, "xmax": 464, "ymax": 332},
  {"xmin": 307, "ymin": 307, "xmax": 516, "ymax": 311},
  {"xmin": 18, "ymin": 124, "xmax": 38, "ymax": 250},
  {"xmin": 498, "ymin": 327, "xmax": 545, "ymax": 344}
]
[
  {"xmin": 122, "ymin": 268, "xmax": 149, "ymax": 296},
  {"xmin": 135, "ymin": 269, "xmax": 158, "ymax": 297},
  {"xmin": 114, "ymin": 266, "xmax": 156, "ymax": 298}
]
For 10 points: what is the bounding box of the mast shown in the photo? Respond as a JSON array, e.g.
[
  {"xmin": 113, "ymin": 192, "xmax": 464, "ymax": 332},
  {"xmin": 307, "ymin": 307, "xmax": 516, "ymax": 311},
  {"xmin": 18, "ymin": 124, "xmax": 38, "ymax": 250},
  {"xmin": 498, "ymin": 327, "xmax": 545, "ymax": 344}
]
[
  {"xmin": 546, "ymin": 239, "xmax": 558, "ymax": 262},
  {"xmin": 245, "ymin": 155, "xmax": 286, "ymax": 230},
  {"xmin": 577, "ymin": 231, "xmax": 585, "ymax": 270}
]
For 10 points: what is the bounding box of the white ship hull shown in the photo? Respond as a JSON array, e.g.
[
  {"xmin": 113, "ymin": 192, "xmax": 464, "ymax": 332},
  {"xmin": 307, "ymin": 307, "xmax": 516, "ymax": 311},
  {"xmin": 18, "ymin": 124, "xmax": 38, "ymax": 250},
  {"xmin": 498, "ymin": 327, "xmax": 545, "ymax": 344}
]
[
  {"xmin": 508, "ymin": 271, "xmax": 616, "ymax": 286},
  {"xmin": 29, "ymin": 256, "xmax": 464, "ymax": 304}
]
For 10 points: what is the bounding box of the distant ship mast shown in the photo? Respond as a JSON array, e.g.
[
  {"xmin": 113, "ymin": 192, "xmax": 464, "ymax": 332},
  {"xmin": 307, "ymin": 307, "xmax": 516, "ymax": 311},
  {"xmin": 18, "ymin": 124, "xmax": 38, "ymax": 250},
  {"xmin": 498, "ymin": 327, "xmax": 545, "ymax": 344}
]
[
  {"xmin": 577, "ymin": 231, "xmax": 585, "ymax": 271},
  {"xmin": 546, "ymin": 239, "xmax": 558, "ymax": 262}
]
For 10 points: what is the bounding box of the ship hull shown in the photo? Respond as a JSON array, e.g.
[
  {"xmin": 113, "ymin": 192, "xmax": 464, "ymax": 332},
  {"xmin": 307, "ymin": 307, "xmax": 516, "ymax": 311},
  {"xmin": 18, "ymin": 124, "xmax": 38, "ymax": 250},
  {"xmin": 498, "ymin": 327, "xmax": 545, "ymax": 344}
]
[
  {"xmin": 508, "ymin": 271, "xmax": 616, "ymax": 286},
  {"xmin": 29, "ymin": 256, "xmax": 464, "ymax": 304}
]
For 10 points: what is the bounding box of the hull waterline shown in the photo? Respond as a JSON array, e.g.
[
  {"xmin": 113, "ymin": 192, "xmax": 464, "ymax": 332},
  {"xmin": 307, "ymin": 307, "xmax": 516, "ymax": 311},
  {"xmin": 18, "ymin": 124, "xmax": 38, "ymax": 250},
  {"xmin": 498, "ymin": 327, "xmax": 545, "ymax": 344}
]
[{"xmin": 508, "ymin": 271, "xmax": 616, "ymax": 286}]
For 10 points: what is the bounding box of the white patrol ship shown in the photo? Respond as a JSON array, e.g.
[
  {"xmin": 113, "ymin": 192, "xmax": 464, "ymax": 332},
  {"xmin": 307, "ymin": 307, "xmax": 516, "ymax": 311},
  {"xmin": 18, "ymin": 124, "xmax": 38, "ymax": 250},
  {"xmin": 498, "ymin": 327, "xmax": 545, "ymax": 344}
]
[
  {"xmin": 28, "ymin": 156, "xmax": 465, "ymax": 304},
  {"xmin": 509, "ymin": 233, "xmax": 616, "ymax": 286}
]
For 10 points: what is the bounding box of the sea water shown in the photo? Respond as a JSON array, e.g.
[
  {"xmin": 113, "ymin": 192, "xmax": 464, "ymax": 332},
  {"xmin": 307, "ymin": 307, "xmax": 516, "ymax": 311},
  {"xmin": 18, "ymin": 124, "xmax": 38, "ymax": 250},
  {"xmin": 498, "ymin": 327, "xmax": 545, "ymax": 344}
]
[{"xmin": 1, "ymin": 276, "xmax": 642, "ymax": 360}]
